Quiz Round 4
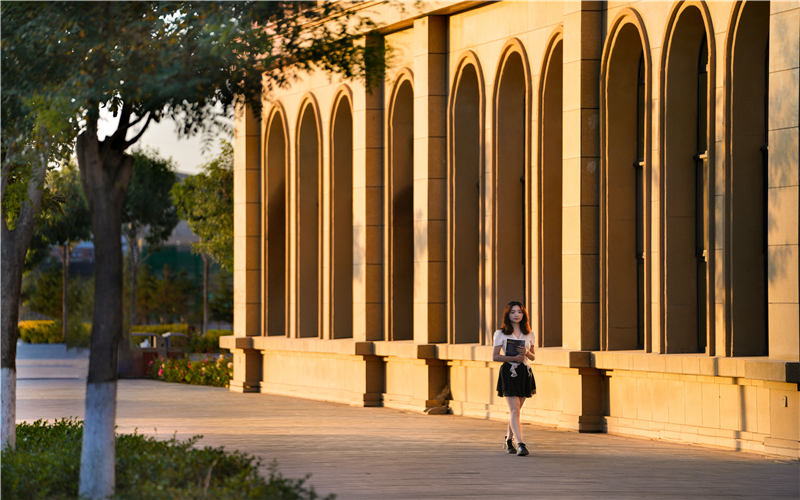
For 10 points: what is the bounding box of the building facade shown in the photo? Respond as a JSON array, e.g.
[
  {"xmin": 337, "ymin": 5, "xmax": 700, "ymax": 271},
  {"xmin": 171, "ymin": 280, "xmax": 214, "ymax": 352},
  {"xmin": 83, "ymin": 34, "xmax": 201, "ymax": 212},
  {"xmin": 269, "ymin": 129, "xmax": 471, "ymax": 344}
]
[{"xmin": 222, "ymin": 1, "xmax": 800, "ymax": 459}]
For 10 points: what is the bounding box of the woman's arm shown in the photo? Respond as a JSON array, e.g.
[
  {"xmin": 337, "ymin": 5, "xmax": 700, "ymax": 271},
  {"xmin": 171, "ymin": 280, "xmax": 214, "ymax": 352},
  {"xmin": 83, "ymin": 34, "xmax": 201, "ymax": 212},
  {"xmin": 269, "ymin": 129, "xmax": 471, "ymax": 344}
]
[
  {"xmin": 493, "ymin": 345, "xmax": 524, "ymax": 363},
  {"xmin": 525, "ymin": 347, "xmax": 536, "ymax": 361}
]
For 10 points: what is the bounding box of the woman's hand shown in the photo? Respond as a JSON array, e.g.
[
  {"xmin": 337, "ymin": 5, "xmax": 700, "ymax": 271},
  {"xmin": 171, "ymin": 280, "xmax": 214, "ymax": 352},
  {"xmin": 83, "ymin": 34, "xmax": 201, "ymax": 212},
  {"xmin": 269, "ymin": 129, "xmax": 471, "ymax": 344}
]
[
  {"xmin": 526, "ymin": 347, "xmax": 535, "ymax": 361},
  {"xmin": 513, "ymin": 346, "xmax": 526, "ymax": 362}
]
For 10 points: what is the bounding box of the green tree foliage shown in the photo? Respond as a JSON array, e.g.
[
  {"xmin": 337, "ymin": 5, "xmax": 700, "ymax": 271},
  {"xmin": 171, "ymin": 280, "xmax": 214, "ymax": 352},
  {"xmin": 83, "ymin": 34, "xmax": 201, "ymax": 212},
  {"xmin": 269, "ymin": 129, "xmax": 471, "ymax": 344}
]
[
  {"xmin": 172, "ymin": 141, "xmax": 233, "ymax": 271},
  {"xmin": 123, "ymin": 150, "xmax": 178, "ymax": 326},
  {"xmin": 22, "ymin": 260, "xmax": 93, "ymax": 322},
  {"xmin": 38, "ymin": 162, "xmax": 92, "ymax": 253},
  {"xmin": 2, "ymin": 1, "xmax": 383, "ymax": 494},
  {"xmin": 210, "ymin": 271, "xmax": 234, "ymax": 324},
  {"xmin": 134, "ymin": 264, "xmax": 194, "ymax": 325},
  {"xmin": 124, "ymin": 151, "xmax": 178, "ymax": 250},
  {"xmin": 33, "ymin": 161, "xmax": 92, "ymax": 341},
  {"xmin": 172, "ymin": 141, "xmax": 233, "ymax": 333}
]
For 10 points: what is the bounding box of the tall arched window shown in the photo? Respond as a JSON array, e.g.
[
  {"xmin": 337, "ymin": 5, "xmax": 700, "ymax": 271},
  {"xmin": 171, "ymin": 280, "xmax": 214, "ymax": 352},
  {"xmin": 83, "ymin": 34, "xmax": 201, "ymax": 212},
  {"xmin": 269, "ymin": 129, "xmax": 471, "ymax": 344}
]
[
  {"xmin": 662, "ymin": 6, "xmax": 713, "ymax": 353},
  {"xmin": 388, "ymin": 78, "xmax": 414, "ymax": 341},
  {"xmin": 601, "ymin": 18, "xmax": 649, "ymax": 351},
  {"xmin": 297, "ymin": 102, "xmax": 320, "ymax": 338},
  {"xmin": 635, "ymin": 54, "xmax": 646, "ymax": 349},
  {"xmin": 694, "ymin": 34, "xmax": 709, "ymax": 353},
  {"xmin": 538, "ymin": 36, "xmax": 563, "ymax": 347},
  {"xmin": 331, "ymin": 94, "xmax": 353, "ymax": 339},
  {"xmin": 265, "ymin": 110, "xmax": 287, "ymax": 336},
  {"xmin": 450, "ymin": 61, "xmax": 482, "ymax": 344},
  {"xmin": 727, "ymin": 1, "xmax": 769, "ymax": 356},
  {"xmin": 495, "ymin": 48, "xmax": 529, "ymax": 322}
]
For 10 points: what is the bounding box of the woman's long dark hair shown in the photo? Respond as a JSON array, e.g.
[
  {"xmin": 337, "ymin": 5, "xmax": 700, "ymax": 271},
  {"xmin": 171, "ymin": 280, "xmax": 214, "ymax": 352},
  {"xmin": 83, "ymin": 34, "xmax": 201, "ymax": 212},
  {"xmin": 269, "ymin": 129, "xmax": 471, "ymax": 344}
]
[{"xmin": 500, "ymin": 301, "xmax": 531, "ymax": 336}]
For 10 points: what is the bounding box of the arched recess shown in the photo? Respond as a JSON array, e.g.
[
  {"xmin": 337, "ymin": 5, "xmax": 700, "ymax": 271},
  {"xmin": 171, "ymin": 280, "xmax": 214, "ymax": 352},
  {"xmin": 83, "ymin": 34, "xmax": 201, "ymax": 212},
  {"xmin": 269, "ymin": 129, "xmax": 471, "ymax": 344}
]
[
  {"xmin": 537, "ymin": 29, "xmax": 563, "ymax": 348},
  {"xmin": 330, "ymin": 89, "xmax": 354, "ymax": 339},
  {"xmin": 493, "ymin": 39, "xmax": 531, "ymax": 332},
  {"xmin": 387, "ymin": 73, "xmax": 414, "ymax": 341},
  {"xmin": 725, "ymin": 0, "xmax": 769, "ymax": 356},
  {"xmin": 600, "ymin": 10, "xmax": 652, "ymax": 351},
  {"xmin": 449, "ymin": 53, "xmax": 484, "ymax": 344},
  {"xmin": 660, "ymin": 1, "xmax": 715, "ymax": 353},
  {"xmin": 296, "ymin": 97, "xmax": 322, "ymax": 338},
  {"xmin": 264, "ymin": 105, "xmax": 288, "ymax": 336}
]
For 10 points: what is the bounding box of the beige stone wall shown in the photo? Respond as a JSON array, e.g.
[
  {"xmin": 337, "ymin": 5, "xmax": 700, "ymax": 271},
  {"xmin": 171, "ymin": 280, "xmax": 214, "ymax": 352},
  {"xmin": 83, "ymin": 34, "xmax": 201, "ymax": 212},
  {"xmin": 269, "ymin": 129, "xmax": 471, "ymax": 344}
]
[{"xmin": 225, "ymin": 0, "xmax": 800, "ymax": 458}]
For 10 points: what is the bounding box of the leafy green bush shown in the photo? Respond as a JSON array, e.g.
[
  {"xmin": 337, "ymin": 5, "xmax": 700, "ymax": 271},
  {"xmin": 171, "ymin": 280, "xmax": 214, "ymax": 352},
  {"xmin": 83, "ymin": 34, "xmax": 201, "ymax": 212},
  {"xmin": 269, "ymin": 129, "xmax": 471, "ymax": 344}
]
[
  {"xmin": 63, "ymin": 321, "xmax": 91, "ymax": 348},
  {"xmin": 149, "ymin": 355, "xmax": 232, "ymax": 387},
  {"xmin": 18, "ymin": 320, "xmax": 91, "ymax": 348},
  {"xmin": 188, "ymin": 329, "xmax": 231, "ymax": 353},
  {"xmin": 1, "ymin": 419, "xmax": 333, "ymax": 500},
  {"xmin": 131, "ymin": 323, "xmax": 189, "ymax": 335},
  {"xmin": 18, "ymin": 320, "xmax": 60, "ymax": 344}
]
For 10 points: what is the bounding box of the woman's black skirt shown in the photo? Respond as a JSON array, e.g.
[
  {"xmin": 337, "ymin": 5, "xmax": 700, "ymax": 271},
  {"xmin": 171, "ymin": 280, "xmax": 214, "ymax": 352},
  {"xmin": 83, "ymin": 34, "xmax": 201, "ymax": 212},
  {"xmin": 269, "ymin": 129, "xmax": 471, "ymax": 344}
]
[{"xmin": 496, "ymin": 362, "xmax": 535, "ymax": 398}]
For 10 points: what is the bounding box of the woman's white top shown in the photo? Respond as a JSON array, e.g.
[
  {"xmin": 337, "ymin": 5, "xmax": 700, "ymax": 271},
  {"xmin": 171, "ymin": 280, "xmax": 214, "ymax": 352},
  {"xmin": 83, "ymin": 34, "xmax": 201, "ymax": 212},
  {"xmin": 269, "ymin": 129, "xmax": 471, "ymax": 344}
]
[{"xmin": 493, "ymin": 329, "xmax": 533, "ymax": 368}]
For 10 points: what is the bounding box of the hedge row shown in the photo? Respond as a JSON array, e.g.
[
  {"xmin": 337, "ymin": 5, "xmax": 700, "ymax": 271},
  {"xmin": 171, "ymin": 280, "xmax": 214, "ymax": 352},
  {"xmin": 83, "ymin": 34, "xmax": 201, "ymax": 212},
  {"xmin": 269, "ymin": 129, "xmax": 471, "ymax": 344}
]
[
  {"xmin": 1, "ymin": 418, "xmax": 332, "ymax": 499},
  {"xmin": 18, "ymin": 321, "xmax": 230, "ymax": 354},
  {"xmin": 17, "ymin": 320, "xmax": 90, "ymax": 348}
]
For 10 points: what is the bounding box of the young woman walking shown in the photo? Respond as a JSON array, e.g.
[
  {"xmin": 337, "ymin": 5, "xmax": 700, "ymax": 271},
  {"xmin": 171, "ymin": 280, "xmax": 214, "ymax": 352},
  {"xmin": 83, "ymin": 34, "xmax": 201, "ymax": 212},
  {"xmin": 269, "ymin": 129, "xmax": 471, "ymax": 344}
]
[{"xmin": 493, "ymin": 300, "xmax": 536, "ymax": 456}]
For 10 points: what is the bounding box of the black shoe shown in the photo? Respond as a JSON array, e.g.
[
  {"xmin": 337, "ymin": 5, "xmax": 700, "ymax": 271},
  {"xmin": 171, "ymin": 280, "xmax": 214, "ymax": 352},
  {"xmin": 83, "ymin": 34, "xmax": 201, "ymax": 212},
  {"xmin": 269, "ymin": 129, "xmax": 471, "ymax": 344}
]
[
  {"xmin": 516, "ymin": 443, "xmax": 529, "ymax": 456},
  {"xmin": 504, "ymin": 437, "xmax": 515, "ymax": 454}
]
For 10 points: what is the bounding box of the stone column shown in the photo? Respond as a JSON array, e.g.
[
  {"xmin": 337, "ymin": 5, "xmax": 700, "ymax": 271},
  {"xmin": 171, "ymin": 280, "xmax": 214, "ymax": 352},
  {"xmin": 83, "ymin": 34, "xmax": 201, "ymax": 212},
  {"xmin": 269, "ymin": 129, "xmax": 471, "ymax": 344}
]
[
  {"xmin": 395, "ymin": 15, "xmax": 449, "ymax": 410},
  {"xmin": 353, "ymin": 35, "xmax": 385, "ymax": 342},
  {"xmin": 767, "ymin": 2, "xmax": 799, "ymax": 361},
  {"xmin": 230, "ymin": 102, "xmax": 262, "ymax": 392},
  {"xmin": 413, "ymin": 15, "xmax": 448, "ymax": 346},
  {"xmin": 561, "ymin": 2, "xmax": 602, "ymax": 351}
]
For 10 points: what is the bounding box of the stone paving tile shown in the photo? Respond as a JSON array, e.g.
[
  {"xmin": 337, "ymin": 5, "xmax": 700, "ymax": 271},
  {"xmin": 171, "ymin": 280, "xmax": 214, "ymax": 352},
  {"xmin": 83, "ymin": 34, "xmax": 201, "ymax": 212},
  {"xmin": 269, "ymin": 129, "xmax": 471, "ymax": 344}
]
[{"xmin": 14, "ymin": 344, "xmax": 800, "ymax": 499}]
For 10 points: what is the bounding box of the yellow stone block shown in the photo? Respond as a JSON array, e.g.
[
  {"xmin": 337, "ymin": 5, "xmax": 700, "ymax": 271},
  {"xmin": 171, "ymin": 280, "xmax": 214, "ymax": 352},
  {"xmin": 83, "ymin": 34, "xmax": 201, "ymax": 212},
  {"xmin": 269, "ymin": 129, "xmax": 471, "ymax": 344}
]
[
  {"xmin": 768, "ymin": 303, "xmax": 800, "ymax": 361},
  {"xmin": 768, "ymin": 128, "xmax": 799, "ymax": 188},
  {"xmin": 768, "ymin": 244, "xmax": 799, "ymax": 303},
  {"xmin": 701, "ymin": 383, "xmax": 721, "ymax": 429},
  {"xmin": 769, "ymin": 69, "xmax": 799, "ymax": 130},
  {"xmin": 770, "ymin": 389, "xmax": 800, "ymax": 440},
  {"xmin": 768, "ymin": 187, "xmax": 799, "ymax": 246},
  {"xmin": 685, "ymin": 382, "xmax": 703, "ymax": 426}
]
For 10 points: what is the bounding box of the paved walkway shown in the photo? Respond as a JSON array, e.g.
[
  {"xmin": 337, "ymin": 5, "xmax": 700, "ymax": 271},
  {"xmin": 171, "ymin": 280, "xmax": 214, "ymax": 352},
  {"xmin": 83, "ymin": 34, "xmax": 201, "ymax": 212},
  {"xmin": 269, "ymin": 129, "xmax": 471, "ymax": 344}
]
[{"xmin": 15, "ymin": 342, "xmax": 800, "ymax": 499}]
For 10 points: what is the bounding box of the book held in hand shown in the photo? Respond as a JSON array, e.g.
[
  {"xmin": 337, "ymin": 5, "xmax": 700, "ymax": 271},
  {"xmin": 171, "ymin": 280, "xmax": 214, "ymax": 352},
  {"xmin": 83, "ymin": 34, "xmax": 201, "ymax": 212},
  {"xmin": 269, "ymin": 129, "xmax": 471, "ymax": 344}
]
[{"xmin": 505, "ymin": 338, "xmax": 525, "ymax": 357}]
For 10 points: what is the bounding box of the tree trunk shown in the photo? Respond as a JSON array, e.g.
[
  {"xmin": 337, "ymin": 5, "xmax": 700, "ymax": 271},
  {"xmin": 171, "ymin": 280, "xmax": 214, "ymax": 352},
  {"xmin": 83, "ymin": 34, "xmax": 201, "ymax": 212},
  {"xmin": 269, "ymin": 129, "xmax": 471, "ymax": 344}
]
[
  {"xmin": 62, "ymin": 242, "xmax": 70, "ymax": 342},
  {"xmin": 202, "ymin": 253, "xmax": 209, "ymax": 334},
  {"xmin": 1, "ymin": 156, "xmax": 47, "ymax": 451},
  {"xmin": 76, "ymin": 124, "xmax": 134, "ymax": 500}
]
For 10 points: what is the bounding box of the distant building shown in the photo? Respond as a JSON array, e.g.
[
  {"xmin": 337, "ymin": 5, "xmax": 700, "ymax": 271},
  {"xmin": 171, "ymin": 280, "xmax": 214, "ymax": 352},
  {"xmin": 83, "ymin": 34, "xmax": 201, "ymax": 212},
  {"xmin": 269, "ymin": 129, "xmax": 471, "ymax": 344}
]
[
  {"xmin": 163, "ymin": 219, "xmax": 199, "ymax": 249},
  {"xmin": 225, "ymin": 1, "xmax": 799, "ymax": 459}
]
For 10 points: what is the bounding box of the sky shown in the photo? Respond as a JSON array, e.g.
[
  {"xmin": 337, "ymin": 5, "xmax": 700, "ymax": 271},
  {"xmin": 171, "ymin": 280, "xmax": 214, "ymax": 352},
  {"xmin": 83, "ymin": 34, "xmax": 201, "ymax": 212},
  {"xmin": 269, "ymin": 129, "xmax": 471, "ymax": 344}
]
[{"xmin": 97, "ymin": 110, "xmax": 231, "ymax": 176}]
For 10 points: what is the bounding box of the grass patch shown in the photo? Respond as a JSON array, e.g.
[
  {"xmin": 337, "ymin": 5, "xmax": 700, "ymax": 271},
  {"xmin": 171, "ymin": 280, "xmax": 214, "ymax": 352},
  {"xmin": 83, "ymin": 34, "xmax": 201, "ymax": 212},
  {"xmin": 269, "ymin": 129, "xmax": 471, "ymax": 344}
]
[{"xmin": 2, "ymin": 419, "xmax": 333, "ymax": 500}]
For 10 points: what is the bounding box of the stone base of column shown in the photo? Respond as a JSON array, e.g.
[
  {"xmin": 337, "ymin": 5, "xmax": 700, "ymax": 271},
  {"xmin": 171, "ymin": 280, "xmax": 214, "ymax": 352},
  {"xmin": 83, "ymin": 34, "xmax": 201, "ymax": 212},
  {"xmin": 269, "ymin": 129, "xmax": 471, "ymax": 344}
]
[
  {"xmin": 253, "ymin": 337, "xmax": 384, "ymax": 407},
  {"xmin": 230, "ymin": 348, "xmax": 262, "ymax": 393},
  {"xmin": 221, "ymin": 335, "xmax": 262, "ymax": 393},
  {"xmin": 382, "ymin": 357, "xmax": 448, "ymax": 412}
]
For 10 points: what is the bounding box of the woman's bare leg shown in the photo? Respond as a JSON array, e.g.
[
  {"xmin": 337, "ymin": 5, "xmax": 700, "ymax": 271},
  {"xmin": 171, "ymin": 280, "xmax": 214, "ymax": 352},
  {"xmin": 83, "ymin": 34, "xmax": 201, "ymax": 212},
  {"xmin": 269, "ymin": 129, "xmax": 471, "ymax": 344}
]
[
  {"xmin": 506, "ymin": 397, "xmax": 522, "ymax": 444},
  {"xmin": 517, "ymin": 398, "xmax": 526, "ymax": 441}
]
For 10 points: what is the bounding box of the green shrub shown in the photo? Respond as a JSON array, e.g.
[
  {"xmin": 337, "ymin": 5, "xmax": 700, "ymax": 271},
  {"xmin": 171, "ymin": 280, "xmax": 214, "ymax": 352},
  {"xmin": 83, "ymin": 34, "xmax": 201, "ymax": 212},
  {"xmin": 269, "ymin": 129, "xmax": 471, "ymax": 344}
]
[
  {"xmin": 18, "ymin": 320, "xmax": 91, "ymax": 348},
  {"xmin": 64, "ymin": 321, "xmax": 91, "ymax": 348},
  {"xmin": 18, "ymin": 320, "xmax": 60, "ymax": 344},
  {"xmin": 1, "ymin": 419, "xmax": 333, "ymax": 500},
  {"xmin": 149, "ymin": 355, "xmax": 232, "ymax": 387},
  {"xmin": 188, "ymin": 328, "xmax": 231, "ymax": 353},
  {"xmin": 130, "ymin": 323, "xmax": 189, "ymax": 335}
]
